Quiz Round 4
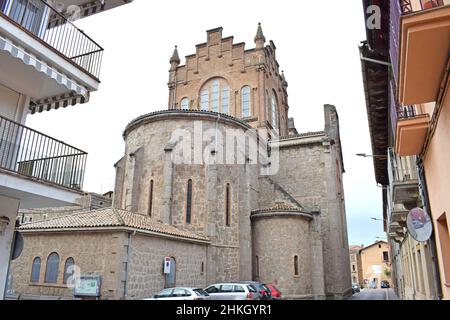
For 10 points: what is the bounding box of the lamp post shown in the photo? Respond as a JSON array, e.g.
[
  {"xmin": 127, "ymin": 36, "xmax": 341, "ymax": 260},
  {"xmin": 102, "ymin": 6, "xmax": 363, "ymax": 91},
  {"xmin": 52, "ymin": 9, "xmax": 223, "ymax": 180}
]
[{"xmin": 356, "ymin": 153, "xmax": 388, "ymax": 159}]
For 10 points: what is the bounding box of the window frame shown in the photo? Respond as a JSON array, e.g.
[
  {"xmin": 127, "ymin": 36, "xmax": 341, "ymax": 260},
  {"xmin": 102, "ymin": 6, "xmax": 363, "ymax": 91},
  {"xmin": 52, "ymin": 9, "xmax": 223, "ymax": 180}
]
[
  {"xmin": 44, "ymin": 252, "xmax": 60, "ymax": 284},
  {"xmin": 180, "ymin": 97, "xmax": 190, "ymax": 109},
  {"xmin": 241, "ymin": 86, "xmax": 251, "ymax": 118},
  {"xmin": 225, "ymin": 183, "xmax": 231, "ymax": 227},
  {"xmin": 30, "ymin": 256, "xmax": 41, "ymax": 283},
  {"xmin": 294, "ymin": 255, "xmax": 299, "ymax": 276},
  {"xmin": 148, "ymin": 179, "xmax": 154, "ymax": 217},
  {"xmin": 186, "ymin": 179, "xmax": 193, "ymax": 224},
  {"xmin": 63, "ymin": 257, "xmax": 75, "ymax": 285}
]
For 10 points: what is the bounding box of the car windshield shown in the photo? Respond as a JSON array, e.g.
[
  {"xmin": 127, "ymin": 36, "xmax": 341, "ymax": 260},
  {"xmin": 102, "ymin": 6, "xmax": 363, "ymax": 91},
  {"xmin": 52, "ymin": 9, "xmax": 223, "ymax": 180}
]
[
  {"xmin": 155, "ymin": 288, "xmax": 173, "ymax": 298},
  {"xmin": 194, "ymin": 289, "xmax": 209, "ymax": 296},
  {"xmin": 247, "ymin": 285, "xmax": 257, "ymax": 293}
]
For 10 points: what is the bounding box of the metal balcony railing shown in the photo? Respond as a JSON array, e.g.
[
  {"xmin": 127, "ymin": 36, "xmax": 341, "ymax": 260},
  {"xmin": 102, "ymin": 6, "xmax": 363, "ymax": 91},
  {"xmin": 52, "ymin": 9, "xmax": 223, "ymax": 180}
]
[
  {"xmin": 388, "ymin": 148, "xmax": 418, "ymax": 185},
  {"xmin": 0, "ymin": 115, "xmax": 87, "ymax": 190},
  {"xmin": 397, "ymin": 104, "xmax": 429, "ymax": 120},
  {"xmin": 0, "ymin": 0, "xmax": 103, "ymax": 79}
]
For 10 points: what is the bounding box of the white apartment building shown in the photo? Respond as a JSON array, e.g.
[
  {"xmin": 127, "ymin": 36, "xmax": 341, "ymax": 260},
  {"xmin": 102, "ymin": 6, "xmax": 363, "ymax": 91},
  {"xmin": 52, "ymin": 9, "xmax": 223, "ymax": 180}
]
[{"xmin": 0, "ymin": 0, "xmax": 133, "ymax": 299}]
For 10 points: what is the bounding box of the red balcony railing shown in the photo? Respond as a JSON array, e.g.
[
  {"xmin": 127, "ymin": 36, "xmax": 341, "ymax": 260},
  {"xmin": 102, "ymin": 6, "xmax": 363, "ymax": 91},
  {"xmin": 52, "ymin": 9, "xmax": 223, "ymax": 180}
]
[
  {"xmin": 0, "ymin": 115, "xmax": 87, "ymax": 190},
  {"xmin": 0, "ymin": 0, "xmax": 103, "ymax": 79}
]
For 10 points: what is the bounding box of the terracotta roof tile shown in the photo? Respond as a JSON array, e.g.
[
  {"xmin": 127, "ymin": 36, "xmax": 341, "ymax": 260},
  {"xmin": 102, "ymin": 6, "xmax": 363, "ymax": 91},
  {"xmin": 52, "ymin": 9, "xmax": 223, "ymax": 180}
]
[{"xmin": 19, "ymin": 208, "xmax": 209, "ymax": 242}]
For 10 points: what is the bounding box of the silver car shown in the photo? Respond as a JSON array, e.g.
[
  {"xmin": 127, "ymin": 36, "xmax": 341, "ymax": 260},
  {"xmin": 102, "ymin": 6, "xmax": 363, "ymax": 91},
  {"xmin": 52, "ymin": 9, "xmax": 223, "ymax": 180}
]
[
  {"xmin": 145, "ymin": 287, "xmax": 211, "ymax": 300},
  {"xmin": 204, "ymin": 283, "xmax": 260, "ymax": 300}
]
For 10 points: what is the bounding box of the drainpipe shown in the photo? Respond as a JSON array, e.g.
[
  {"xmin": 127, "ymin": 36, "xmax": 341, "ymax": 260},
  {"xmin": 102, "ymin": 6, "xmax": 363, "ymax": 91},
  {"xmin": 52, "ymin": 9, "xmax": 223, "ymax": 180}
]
[
  {"xmin": 123, "ymin": 231, "xmax": 135, "ymax": 300},
  {"xmin": 417, "ymin": 158, "xmax": 443, "ymax": 300}
]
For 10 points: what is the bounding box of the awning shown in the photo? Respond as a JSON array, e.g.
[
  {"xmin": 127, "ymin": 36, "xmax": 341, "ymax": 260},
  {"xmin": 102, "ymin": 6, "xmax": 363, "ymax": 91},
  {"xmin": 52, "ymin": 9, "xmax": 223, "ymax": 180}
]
[
  {"xmin": 29, "ymin": 92, "xmax": 90, "ymax": 114},
  {"xmin": 0, "ymin": 34, "xmax": 89, "ymax": 114}
]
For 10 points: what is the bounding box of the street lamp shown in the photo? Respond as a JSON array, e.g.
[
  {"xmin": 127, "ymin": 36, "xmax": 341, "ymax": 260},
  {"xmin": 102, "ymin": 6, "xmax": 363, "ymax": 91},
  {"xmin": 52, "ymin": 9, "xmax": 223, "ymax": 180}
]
[
  {"xmin": 371, "ymin": 217, "xmax": 384, "ymax": 222},
  {"xmin": 356, "ymin": 153, "xmax": 388, "ymax": 159}
]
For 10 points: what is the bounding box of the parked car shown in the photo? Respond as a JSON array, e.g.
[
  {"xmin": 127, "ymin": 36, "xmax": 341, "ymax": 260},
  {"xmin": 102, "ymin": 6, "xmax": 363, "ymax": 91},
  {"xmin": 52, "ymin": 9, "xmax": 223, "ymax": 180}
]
[
  {"xmin": 266, "ymin": 284, "xmax": 282, "ymax": 300},
  {"xmin": 241, "ymin": 281, "xmax": 272, "ymax": 300},
  {"xmin": 352, "ymin": 283, "xmax": 361, "ymax": 294},
  {"xmin": 381, "ymin": 281, "xmax": 390, "ymax": 289},
  {"xmin": 204, "ymin": 283, "xmax": 260, "ymax": 300},
  {"xmin": 145, "ymin": 287, "xmax": 211, "ymax": 300}
]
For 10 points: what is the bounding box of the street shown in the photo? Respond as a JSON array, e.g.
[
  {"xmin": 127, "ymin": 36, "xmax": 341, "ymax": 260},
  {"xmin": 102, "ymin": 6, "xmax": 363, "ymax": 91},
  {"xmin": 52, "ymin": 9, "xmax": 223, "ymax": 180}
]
[{"xmin": 351, "ymin": 289, "xmax": 399, "ymax": 300}]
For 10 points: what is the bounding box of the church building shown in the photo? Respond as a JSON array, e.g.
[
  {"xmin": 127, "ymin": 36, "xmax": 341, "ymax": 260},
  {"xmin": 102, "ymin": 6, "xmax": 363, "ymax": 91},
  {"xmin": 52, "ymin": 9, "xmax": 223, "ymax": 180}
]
[{"xmin": 9, "ymin": 25, "xmax": 352, "ymax": 300}]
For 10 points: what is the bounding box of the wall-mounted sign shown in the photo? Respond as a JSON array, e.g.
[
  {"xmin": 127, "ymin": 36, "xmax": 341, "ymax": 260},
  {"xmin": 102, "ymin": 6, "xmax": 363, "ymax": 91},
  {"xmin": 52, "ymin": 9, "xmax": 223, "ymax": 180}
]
[
  {"xmin": 407, "ymin": 208, "xmax": 433, "ymax": 242},
  {"xmin": 73, "ymin": 276, "xmax": 102, "ymax": 297},
  {"xmin": 164, "ymin": 257, "xmax": 171, "ymax": 274}
]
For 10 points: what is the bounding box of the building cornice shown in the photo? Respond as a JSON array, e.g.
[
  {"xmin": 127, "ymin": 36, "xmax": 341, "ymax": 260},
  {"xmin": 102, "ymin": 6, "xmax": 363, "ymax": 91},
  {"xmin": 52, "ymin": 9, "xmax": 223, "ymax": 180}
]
[
  {"xmin": 123, "ymin": 110, "xmax": 252, "ymax": 139},
  {"xmin": 18, "ymin": 226, "xmax": 211, "ymax": 245}
]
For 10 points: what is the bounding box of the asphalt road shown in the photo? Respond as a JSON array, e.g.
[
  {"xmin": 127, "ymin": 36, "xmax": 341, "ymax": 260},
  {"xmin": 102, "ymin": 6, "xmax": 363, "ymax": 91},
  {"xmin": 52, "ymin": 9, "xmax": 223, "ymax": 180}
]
[{"xmin": 351, "ymin": 289, "xmax": 399, "ymax": 300}]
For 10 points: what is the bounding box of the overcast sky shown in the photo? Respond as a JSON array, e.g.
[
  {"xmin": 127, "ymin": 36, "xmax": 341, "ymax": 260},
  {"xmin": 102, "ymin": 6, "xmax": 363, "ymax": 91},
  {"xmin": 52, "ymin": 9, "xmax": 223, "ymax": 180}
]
[{"xmin": 26, "ymin": 0, "xmax": 385, "ymax": 246}]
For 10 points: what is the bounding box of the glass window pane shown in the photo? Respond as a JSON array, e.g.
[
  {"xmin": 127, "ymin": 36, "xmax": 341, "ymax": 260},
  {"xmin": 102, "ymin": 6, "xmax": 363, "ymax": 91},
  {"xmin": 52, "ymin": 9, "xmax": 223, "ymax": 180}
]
[
  {"xmin": 45, "ymin": 253, "xmax": 60, "ymax": 284},
  {"xmin": 31, "ymin": 257, "xmax": 41, "ymax": 283},
  {"xmin": 63, "ymin": 258, "xmax": 75, "ymax": 284},
  {"xmin": 186, "ymin": 180, "xmax": 193, "ymax": 224},
  {"xmin": 180, "ymin": 98, "xmax": 189, "ymax": 109},
  {"xmin": 211, "ymin": 80, "xmax": 220, "ymax": 112},
  {"xmin": 233, "ymin": 285, "xmax": 245, "ymax": 293},
  {"xmin": 272, "ymin": 93, "xmax": 279, "ymax": 130},
  {"xmin": 201, "ymin": 90, "xmax": 209, "ymax": 111},
  {"xmin": 221, "ymin": 86, "xmax": 230, "ymax": 114},
  {"xmin": 242, "ymin": 86, "xmax": 251, "ymax": 117},
  {"xmin": 220, "ymin": 285, "xmax": 234, "ymax": 293}
]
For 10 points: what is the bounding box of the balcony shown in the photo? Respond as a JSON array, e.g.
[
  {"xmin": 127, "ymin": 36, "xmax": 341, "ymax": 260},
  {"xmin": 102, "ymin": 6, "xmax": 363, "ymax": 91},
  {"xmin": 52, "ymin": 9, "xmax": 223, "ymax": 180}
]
[
  {"xmin": 388, "ymin": 148, "xmax": 420, "ymax": 210},
  {"xmin": 0, "ymin": 114, "xmax": 87, "ymax": 190},
  {"xmin": 390, "ymin": 0, "xmax": 450, "ymax": 106},
  {"xmin": 0, "ymin": 0, "xmax": 104, "ymax": 79},
  {"xmin": 395, "ymin": 105, "xmax": 431, "ymax": 156}
]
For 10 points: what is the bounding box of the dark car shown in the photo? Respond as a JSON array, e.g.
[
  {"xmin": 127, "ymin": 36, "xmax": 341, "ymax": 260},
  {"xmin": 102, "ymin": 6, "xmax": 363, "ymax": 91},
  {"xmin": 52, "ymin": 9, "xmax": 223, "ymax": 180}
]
[
  {"xmin": 266, "ymin": 284, "xmax": 282, "ymax": 300},
  {"xmin": 381, "ymin": 281, "xmax": 390, "ymax": 289},
  {"xmin": 241, "ymin": 281, "xmax": 272, "ymax": 300},
  {"xmin": 352, "ymin": 283, "xmax": 361, "ymax": 294}
]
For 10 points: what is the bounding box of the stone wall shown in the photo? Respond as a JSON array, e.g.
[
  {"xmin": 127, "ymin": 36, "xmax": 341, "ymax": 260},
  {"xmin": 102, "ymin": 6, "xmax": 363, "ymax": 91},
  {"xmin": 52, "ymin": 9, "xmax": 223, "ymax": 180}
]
[
  {"xmin": 252, "ymin": 213, "xmax": 313, "ymax": 298},
  {"xmin": 9, "ymin": 232, "xmax": 125, "ymax": 300},
  {"xmin": 270, "ymin": 106, "xmax": 352, "ymax": 299},
  {"xmin": 126, "ymin": 234, "xmax": 208, "ymax": 300},
  {"xmin": 118, "ymin": 112, "xmax": 258, "ymax": 284}
]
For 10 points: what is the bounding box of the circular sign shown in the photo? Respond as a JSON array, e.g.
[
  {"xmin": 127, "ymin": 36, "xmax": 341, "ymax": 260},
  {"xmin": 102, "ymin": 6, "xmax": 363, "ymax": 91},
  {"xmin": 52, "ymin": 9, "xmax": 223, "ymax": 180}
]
[{"xmin": 407, "ymin": 208, "xmax": 433, "ymax": 242}]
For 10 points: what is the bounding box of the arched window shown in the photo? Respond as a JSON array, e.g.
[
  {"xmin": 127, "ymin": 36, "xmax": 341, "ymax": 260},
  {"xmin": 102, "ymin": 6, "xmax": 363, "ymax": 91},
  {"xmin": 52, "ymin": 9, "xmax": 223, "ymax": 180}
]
[
  {"xmin": 271, "ymin": 92, "xmax": 279, "ymax": 131},
  {"xmin": 30, "ymin": 257, "xmax": 41, "ymax": 283},
  {"xmin": 199, "ymin": 78, "xmax": 230, "ymax": 113},
  {"xmin": 242, "ymin": 86, "xmax": 251, "ymax": 118},
  {"xmin": 265, "ymin": 91, "xmax": 270, "ymax": 123},
  {"xmin": 148, "ymin": 180, "xmax": 154, "ymax": 216},
  {"xmin": 294, "ymin": 255, "xmax": 299, "ymax": 276},
  {"xmin": 221, "ymin": 85, "xmax": 230, "ymax": 114},
  {"xmin": 225, "ymin": 183, "xmax": 231, "ymax": 227},
  {"xmin": 45, "ymin": 253, "xmax": 60, "ymax": 284},
  {"xmin": 180, "ymin": 98, "xmax": 190, "ymax": 109},
  {"xmin": 63, "ymin": 258, "xmax": 75, "ymax": 285},
  {"xmin": 186, "ymin": 179, "xmax": 193, "ymax": 224}
]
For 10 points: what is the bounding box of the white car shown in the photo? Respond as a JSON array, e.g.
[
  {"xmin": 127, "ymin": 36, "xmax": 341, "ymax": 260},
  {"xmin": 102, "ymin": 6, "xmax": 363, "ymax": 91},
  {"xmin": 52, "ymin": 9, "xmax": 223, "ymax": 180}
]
[
  {"xmin": 204, "ymin": 283, "xmax": 260, "ymax": 300},
  {"xmin": 145, "ymin": 287, "xmax": 211, "ymax": 300}
]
